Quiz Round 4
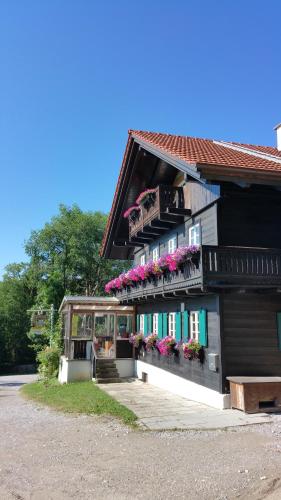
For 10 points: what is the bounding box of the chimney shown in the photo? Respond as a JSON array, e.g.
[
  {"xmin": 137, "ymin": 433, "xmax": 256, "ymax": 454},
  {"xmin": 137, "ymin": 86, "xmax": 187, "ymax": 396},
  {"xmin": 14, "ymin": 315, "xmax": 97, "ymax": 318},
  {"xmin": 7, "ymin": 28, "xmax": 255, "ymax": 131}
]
[{"xmin": 274, "ymin": 123, "xmax": 281, "ymax": 151}]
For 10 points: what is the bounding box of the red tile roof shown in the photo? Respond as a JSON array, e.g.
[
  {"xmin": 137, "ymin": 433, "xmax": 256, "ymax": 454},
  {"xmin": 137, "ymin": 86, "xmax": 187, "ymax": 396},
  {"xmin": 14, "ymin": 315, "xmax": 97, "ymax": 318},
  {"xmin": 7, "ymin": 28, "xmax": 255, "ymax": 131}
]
[
  {"xmin": 101, "ymin": 130, "xmax": 281, "ymax": 256},
  {"xmin": 130, "ymin": 130, "xmax": 281, "ymax": 172}
]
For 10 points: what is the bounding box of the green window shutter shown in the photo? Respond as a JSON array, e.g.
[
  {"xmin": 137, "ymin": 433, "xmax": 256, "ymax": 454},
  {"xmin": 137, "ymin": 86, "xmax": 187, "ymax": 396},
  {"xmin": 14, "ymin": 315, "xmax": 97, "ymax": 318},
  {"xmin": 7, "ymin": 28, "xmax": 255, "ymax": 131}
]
[
  {"xmin": 148, "ymin": 313, "xmax": 153, "ymax": 333},
  {"xmin": 136, "ymin": 314, "xmax": 140, "ymax": 332},
  {"xmin": 199, "ymin": 309, "xmax": 208, "ymax": 347},
  {"xmin": 277, "ymin": 312, "xmax": 281, "ymax": 350},
  {"xmin": 182, "ymin": 311, "xmax": 189, "ymax": 339},
  {"xmin": 163, "ymin": 313, "xmax": 168, "ymax": 337},
  {"xmin": 143, "ymin": 314, "xmax": 148, "ymax": 335},
  {"xmin": 158, "ymin": 313, "xmax": 163, "ymax": 337},
  {"xmin": 175, "ymin": 312, "xmax": 182, "ymax": 341}
]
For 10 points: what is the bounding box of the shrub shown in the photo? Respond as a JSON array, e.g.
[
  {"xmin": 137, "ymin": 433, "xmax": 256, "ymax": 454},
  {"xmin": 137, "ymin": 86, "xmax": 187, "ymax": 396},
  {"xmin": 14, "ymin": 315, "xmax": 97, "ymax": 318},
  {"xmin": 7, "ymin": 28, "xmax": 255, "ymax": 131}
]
[{"xmin": 37, "ymin": 346, "xmax": 60, "ymax": 379}]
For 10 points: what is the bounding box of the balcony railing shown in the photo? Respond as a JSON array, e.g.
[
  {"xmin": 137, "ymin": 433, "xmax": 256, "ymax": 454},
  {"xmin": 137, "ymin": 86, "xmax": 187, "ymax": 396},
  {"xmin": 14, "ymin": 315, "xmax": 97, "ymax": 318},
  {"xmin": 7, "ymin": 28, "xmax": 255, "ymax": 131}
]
[
  {"xmin": 202, "ymin": 246, "xmax": 281, "ymax": 287},
  {"xmin": 129, "ymin": 185, "xmax": 191, "ymax": 243},
  {"xmin": 115, "ymin": 256, "xmax": 202, "ymax": 301},
  {"xmin": 115, "ymin": 246, "xmax": 281, "ymax": 301}
]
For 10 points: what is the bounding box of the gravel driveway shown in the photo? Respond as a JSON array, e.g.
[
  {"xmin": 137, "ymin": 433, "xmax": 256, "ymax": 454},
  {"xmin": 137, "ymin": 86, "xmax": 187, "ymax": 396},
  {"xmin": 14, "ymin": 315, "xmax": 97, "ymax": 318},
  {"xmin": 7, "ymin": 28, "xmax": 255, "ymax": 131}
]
[{"xmin": 1, "ymin": 374, "xmax": 281, "ymax": 500}]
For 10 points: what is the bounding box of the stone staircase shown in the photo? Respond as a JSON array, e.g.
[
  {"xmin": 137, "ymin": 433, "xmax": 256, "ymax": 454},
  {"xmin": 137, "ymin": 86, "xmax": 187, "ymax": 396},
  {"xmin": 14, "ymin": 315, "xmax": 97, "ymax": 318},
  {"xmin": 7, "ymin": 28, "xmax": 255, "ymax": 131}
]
[{"xmin": 95, "ymin": 359, "xmax": 122, "ymax": 384}]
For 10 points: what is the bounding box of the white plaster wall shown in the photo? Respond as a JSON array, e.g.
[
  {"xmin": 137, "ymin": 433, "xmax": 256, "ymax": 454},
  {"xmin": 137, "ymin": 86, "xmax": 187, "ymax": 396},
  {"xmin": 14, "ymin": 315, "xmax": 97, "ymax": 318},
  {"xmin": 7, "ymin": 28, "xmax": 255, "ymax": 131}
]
[
  {"xmin": 115, "ymin": 359, "xmax": 134, "ymax": 378},
  {"xmin": 135, "ymin": 360, "xmax": 230, "ymax": 410},
  {"xmin": 58, "ymin": 356, "xmax": 92, "ymax": 383}
]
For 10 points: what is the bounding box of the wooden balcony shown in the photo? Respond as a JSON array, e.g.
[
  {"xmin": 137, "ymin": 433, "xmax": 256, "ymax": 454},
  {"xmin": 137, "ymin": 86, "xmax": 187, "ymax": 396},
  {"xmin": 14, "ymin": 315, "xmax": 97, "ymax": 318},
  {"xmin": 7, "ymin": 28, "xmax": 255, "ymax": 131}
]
[
  {"xmin": 129, "ymin": 185, "xmax": 191, "ymax": 244},
  {"xmin": 202, "ymin": 246, "xmax": 281, "ymax": 288},
  {"xmin": 114, "ymin": 246, "xmax": 281, "ymax": 302}
]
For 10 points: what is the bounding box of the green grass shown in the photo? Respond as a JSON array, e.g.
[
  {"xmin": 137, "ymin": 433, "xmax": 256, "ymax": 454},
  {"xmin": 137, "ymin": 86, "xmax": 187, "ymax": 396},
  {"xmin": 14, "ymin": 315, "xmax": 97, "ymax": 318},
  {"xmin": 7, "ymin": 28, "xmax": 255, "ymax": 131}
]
[{"xmin": 21, "ymin": 379, "xmax": 137, "ymax": 427}]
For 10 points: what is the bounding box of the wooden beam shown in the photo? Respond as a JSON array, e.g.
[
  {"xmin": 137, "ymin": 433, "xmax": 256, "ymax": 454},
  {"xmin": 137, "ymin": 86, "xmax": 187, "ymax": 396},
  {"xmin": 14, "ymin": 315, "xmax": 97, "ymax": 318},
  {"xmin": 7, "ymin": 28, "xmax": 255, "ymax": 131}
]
[
  {"xmin": 113, "ymin": 240, "xmax": 143, "ymax": 248},
  {"xmin": 159, "ymin": 213, "xmax": 183, "ymax": 224},
  {"xmin": 149, "ymin": 220, "xmax": 172, "ymax": 230},
  {"xmin": 168, "ymin": 208, "xmax": 192, "ymax": 216},
  {"xmin": 141, "ymin": 226, "xmax": 164, "ymax": 235}
]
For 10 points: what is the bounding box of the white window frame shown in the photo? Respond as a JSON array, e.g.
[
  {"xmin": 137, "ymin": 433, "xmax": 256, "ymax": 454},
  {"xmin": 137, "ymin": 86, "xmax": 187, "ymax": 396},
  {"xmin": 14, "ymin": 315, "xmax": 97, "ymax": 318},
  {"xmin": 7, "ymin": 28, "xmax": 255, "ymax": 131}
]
[
  {"xmin": 152, "ymin": 313, "xmax": 158, "ymax": 334},
  {"xmin": 152, "ymin": 246, "xmax": 159, "ymax": 262},
  {"xmin": 190, "ymin": 311, "xmax": 200, "ymax": 341},
  {"xmin": 139, "ymin": 314, "xmax": 144, "ymax": 333},
  {"xmin": 168, "ymin": 236, "xmax": 177, "ymax": 254},
  {"xmin": 189, "ymin": 223, "xmax": 200, "ymax": 246},
  {"xmin": 168, "ymin": 312, "xmax": 176, "ymax": 338},
  {"xmin": 140, "ymin": 253, "xmax": 146, "ymax": 265}
]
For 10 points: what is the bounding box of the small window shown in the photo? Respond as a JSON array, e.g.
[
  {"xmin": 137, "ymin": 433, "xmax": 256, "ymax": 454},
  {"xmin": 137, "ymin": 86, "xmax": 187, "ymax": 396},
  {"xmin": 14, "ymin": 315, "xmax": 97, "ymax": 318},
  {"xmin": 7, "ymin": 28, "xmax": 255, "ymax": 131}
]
[
  {"xmin": 140, "ymin": 253, "xmax": 146, "ymax": 265},
  {"xmin": 152, "ymin": 247, "xmax": 159, "ymax": 262},
  {"xmin": 189, "ymin": 223, "xmax": 200, "ymax": 245},
  {"xmin": 139, "ymin": 314, "xmax": 144, "ymax": 333},
  {"xmin": 190, "ymin": 311, "xmax": 200, "ymax": 341},
  {"xmin": 168, "ymin": 236, "xmax": 177, "ymax": 254},
  {"xmin": 168, "ymin": 312, "xmax": 176, "ymax": 338},
  {"xmin": 153, "ymin": 313, "xmax": 158, "ymax": 334}
]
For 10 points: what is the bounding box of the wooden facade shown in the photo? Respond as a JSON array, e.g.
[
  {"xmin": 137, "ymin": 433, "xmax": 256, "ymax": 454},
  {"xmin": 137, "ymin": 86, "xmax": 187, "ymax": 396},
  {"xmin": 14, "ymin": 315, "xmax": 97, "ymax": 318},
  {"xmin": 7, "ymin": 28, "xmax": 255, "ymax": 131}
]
[{"xmin": 102, "ymin": 131, "xmax": 281, "ymax": 401}]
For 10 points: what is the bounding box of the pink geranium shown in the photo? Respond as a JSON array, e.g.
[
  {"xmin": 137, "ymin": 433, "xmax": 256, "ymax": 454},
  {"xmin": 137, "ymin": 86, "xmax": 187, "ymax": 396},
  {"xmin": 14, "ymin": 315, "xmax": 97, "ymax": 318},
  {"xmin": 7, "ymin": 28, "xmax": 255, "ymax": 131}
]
[
  {"xmin": 123, "ymin": 205, "xmax": 140, "ymax": 219},
  {"xmin": 136, "ymin": 188, "xmax": 156, "ymax": 205},
  {"xmin": 156, "ymin": 336, "xmax": 177, "ymax": 356},
  {"xmin": 104, "ymin": 245, "xmax": 200, "ymax": 294}
]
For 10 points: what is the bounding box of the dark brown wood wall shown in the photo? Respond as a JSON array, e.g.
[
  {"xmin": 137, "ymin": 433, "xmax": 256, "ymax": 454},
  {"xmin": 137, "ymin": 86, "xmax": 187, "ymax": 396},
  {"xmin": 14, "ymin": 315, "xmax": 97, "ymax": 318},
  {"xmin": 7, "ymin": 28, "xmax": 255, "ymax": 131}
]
[
  {"xmin": 221, "ymin": 293, "xmax": 281, "ymax": 391},
  {"xmin": 134, "ymin": 203, "xmax": 218, "ymax": 265},
  {"xmin": 218, "ymin": 185, "xmax": 281, "ymax": 248}
]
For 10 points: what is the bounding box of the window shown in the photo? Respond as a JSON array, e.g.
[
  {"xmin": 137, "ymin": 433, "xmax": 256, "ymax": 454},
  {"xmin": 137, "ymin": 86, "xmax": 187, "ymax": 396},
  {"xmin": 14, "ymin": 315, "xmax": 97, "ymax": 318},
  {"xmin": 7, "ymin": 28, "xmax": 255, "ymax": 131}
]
[
  {"xmin": 71, "ymin": 314, "xmax": 93, "ymax": 338},
  {"xmin": 189, "ymin": 223, "xmax": 200, "ymax": 245},
  {"xmin": 168, "ymin": 236, "xmax": 177, "ymax": 254},
  {"xmin": 139, "ymin": 314, "xmax": 144, "ymax": 333},
  {"xmin": 117, "ymin": 315, "xmax": 133, "ymax": 338},
  {"xmin": 152, "ymin": 246, "xmax": 159, "ymax": 262},
  {"xmin": 153, "ymin": 313, "xmax": 158, "ymax": 334},
  {"xmin": 140, "ymin": 253, "xmax": 146, "ymax": 265},
  {"xmin": 168, "ymin": 312, "xmax": 176, "ymax": 338},
  {"xmin": 190, "ymin": 311, "xmax": 200, "ymax": 341}
]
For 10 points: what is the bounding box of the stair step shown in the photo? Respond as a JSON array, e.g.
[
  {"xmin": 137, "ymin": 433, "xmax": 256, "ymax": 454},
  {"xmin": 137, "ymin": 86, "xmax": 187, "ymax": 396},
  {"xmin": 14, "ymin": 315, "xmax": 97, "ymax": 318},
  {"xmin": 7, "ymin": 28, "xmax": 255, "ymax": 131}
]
[
  {"xmin": 96, "ymin": 377, "xmax": 122, "ymax": 384},
  {"xmin": 96, "ymin": 371, "xmax": 119, "ymax": 377}
]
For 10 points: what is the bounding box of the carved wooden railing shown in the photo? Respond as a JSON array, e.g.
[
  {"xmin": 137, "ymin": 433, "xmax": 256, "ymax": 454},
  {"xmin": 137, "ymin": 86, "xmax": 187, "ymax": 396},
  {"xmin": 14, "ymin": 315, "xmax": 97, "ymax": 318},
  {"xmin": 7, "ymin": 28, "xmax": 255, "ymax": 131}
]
[
  {"xmin": 202, "ymin": 246, "xmax": 281, "ymax": 287},
  {"xmin": 115, "ymin": 255, "xmax": 202, "ymax": 301},
  {"xmin": 115, "ymin": 246, "xmax": 281, "ymax": 302},
  {"xmin": 129, "ymin": 185, "xmax": 186, "ymax": 239}
]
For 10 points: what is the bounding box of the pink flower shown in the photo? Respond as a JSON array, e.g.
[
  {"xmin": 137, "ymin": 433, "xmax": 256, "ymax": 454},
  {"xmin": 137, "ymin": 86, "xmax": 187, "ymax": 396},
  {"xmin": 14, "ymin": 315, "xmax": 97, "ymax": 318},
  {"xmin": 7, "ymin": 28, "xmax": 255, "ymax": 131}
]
[
  {"xmin": 104, "ymin": 245, "xmax": 200, "ymax": 294},
  {"xmin": 136, "ymin": 188, "xmax": 156, "ymax": 205},
  {"xmin": 123, "ymin": 205, "xmax": 140, "ymax": 219}
]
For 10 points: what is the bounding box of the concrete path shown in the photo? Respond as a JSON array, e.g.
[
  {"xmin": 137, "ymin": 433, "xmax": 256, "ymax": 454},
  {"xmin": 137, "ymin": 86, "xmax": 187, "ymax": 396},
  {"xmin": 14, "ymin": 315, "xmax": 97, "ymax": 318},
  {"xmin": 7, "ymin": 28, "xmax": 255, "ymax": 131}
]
[{"xmin": 99, "ymin": 379, "xmax": 273, "ymax": 430}]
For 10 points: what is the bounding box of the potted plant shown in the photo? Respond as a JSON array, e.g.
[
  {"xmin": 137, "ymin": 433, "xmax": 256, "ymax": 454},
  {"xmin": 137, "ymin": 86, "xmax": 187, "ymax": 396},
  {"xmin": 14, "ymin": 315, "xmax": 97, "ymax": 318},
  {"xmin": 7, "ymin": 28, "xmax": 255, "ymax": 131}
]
[
  {"xmin": 182, "ymin": 339, "xmax": 202, "ymax": 360},
  {"xmin": 156, "ymin": 336, "xmax": 177, "ymax": 356},
  {"xmin": 144, "ymin": 333, "xmax": 159, "ymax": 352},
  {"xmin": 136, "ymin": 188, "xmax": 156, "ymax": 209},
  {"xmin": 123, "ymin": 205, "xmax": 141, "ymax": 222}
]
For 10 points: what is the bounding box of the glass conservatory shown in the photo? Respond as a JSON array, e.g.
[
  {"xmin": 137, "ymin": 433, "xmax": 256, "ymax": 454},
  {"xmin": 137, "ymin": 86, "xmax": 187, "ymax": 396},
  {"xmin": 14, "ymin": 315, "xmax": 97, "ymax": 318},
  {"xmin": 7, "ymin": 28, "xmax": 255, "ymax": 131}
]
[{"xmin": 58, "ymin": 296, "xmax": 135, "ymax": 383}]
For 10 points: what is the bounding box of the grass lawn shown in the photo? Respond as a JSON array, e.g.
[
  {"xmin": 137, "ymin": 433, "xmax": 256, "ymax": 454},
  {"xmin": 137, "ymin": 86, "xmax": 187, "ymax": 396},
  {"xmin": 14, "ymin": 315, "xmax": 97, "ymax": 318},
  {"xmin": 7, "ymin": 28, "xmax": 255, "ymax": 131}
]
[{"xmin": 21, "ymin": 379, "xmax": 137, "ymax": 427}]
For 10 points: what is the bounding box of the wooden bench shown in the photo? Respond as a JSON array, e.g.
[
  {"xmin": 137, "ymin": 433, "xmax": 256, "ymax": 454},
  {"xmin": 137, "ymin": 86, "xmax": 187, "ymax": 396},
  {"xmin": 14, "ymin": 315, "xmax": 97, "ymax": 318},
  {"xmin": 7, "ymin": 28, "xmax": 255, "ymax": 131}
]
[{"xmin": 227, "ymin": 376, "xmax": 281, "ymax": 413}]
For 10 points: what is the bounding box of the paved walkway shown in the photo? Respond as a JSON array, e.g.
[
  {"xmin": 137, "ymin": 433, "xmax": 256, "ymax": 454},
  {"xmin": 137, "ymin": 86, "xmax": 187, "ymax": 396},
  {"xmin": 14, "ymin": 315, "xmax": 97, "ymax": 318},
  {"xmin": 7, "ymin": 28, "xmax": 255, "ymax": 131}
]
[{"xmin": 99, "ymin": 379, "xmax": 273, "ymax": 430}]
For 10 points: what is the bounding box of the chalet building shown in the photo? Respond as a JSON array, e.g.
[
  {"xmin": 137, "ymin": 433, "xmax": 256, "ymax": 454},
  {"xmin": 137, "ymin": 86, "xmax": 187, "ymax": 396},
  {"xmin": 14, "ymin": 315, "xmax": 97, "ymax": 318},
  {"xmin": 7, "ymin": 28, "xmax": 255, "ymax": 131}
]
[{"xmin": 101, "ymin": 127, "xmax": 281, "ymax": 410}]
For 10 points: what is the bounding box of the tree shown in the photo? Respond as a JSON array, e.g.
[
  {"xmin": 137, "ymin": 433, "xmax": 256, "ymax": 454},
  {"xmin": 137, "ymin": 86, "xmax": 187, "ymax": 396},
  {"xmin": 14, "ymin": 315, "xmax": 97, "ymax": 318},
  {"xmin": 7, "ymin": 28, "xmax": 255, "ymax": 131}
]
[
  {"xmin": 0, "ymin": 204, "xmax": 129, "ymax": 371},
  {"xmin": 0, "ymin": 263, "xmax": 35, "ymax": 367},
  {"xmin": 25, "ymin": 204, "xmax": 129, "ymax": 309}
]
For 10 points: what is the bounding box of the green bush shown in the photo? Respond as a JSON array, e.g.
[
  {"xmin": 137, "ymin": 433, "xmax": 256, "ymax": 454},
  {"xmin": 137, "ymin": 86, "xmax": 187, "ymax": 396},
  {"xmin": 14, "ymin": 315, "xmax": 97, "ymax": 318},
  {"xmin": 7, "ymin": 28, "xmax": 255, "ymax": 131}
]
[{"xmin": 37, "ymin": 346, "xmax": 60, "ymax": 379}]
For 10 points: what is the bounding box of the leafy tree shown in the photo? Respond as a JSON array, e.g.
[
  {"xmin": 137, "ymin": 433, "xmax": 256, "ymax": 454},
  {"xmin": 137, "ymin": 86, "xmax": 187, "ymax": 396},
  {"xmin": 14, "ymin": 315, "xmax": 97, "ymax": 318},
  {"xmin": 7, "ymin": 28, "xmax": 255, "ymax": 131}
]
[
  {"xmin": 25, "ymin": 205, "xmax": 129, "ymax": 309},
  {"xmin": 0, "ymin": 263, "xmax": 35, "ymax": 367},
  {"xmin": 0, "ymin": 204, "xmax": 129, "ymax": 371}
]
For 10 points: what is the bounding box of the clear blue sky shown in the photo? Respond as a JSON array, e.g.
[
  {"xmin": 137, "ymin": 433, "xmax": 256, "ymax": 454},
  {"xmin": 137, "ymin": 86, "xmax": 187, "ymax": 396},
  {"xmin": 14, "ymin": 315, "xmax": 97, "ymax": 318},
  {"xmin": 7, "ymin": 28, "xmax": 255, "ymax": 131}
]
[{"xmin": 0, "ymin": 0, "xmax": 281, "ymax": 276}]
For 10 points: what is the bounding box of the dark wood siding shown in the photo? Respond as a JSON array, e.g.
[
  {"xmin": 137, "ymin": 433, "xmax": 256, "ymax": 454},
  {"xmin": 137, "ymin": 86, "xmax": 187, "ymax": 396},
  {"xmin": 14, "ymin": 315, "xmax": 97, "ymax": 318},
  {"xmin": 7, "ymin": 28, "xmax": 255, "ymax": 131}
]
[
  {"xmin": 221, "ymin": 293, "xmax": 281, "ymax": 391},
  {"xmin": 134, "ymin": 203, "xmax": 218, "ymax": 265},
  {"xmin": 136, "ymin": 295, "xmax": 222, "ymax": 393},
  {"xmin": 218, "ymin": 185, "xmax": 281, "ymax": 248}
]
